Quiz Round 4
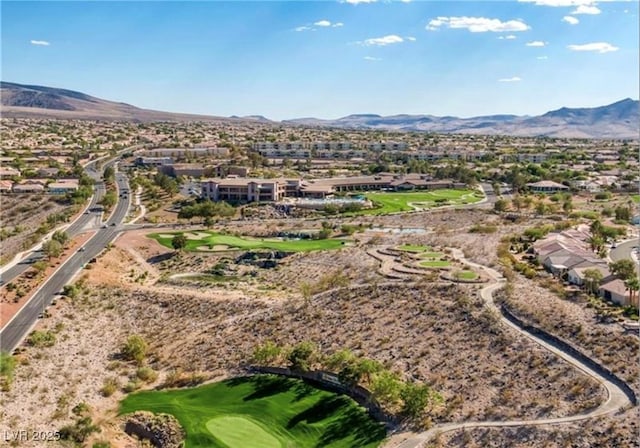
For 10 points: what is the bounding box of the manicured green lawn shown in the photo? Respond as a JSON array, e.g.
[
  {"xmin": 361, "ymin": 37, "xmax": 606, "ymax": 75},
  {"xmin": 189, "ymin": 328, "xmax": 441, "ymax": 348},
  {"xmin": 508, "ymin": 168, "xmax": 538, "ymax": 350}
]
[
  {"xmin": 396, "ymin": 244, "xmax": 432, "ymax": 253},
  {"xmin": 419, "ymin": 252, "xmax": 444, "ymax": 259},
  {"xmin": 419, "ymin": 260, "xmax": 451, "ymax": 268},
  {"xmin": 351, "ymin": 189, "xmax": 482, "ymax": 215},
  {"xmin": 454, "ymin": 270, "xmax": 478, "ymax": 280},
  {"xmin": 149, "ymin": 231, "xmax": 348, "ymax": 252},
  {"xmin": 119, "ymin": 375, "xmax": 386, "ymax": 448}
]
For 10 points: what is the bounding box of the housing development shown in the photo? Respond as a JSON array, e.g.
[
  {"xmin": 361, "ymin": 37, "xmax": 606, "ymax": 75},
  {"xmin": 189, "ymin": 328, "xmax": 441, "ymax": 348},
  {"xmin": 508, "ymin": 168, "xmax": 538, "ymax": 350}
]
[
  {"xmin": 6, "ymin": 0, "xmax": 640, "ymax": 443},
  {"xmin": 0, "ymin": 106, "xmax": 638, "ymax": 448}
]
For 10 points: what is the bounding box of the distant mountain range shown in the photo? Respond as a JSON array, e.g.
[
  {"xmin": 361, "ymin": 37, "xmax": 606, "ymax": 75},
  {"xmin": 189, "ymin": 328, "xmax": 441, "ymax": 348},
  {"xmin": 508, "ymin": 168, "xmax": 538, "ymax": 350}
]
[
  {"xmin": 1, "ymin": 81, "xmax": 638, "ymax": 139},
  {"xmin": 283, "ymin": 99, "xmax": 639, "ymax": 139},
  {"xmin": 0, "ymin": 81, "xmax": 229, "ymax": 123}
]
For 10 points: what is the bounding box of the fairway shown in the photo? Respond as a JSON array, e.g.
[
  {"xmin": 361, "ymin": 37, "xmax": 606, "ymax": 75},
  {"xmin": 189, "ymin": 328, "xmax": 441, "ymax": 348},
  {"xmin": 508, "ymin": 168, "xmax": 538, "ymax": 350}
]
[
  {"xmin": 419, "ymin": 260, "xmax": 451, "ymax": 268},
  {"xmin": 150, "ymin": 231, "xmax": 348, "ymax": 252},
  {"xmin": 396, "ymin": 244, "xmax": 432, "ymax": 253},
  {"xmin": 119, "ymin": 375, "xmax": 386, "ymax": 448},
  {"xmin": 354, "ymin": 189, "xmax": 483, "ymax": 215},
  {"xmin": 454, "ymin": 270, "xmax": 478, "ymax": 280}
]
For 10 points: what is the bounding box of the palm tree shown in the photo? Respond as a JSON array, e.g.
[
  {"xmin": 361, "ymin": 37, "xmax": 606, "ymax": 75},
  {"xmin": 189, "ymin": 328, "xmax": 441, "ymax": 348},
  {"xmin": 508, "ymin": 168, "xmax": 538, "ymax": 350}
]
[{"xmin": 624, "ymin": 277, "xmax": 640, "ymax": 307}]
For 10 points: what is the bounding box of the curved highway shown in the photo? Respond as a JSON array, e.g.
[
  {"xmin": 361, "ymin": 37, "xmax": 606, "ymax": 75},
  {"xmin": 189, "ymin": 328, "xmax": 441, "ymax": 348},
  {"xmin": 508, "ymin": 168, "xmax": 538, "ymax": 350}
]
[{"xmin": 0, "ymin": 162, "xmax": 131, "ymax": 353}]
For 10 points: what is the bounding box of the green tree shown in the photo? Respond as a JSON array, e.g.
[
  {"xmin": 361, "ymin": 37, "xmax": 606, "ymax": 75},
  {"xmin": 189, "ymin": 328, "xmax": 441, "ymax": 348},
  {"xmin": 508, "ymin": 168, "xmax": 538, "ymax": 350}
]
[
  {"xmin": 121, "ymin": 335, "xmax": 148, "ymax": 365},
  {"xmin": 171, "ymin": 234, "xmax": 187, "ymax": 252},
  {"xmin": 287, "ymin": 341, "xmax": 317, "ymax": 372},
  {"xmin": 43, "ymin": 239, "xmax": 63, "ymax": 259},
  {"xmin": 494, "ymin": 199, "xmax": 508, "ymax": 213},
  {"xmin": 615, "ymin": 206, "xmax": 631, "ymax": 222},
  {"xmin": 400, "ymin": 382, "xmax": 442, "ymax": 421},
  {"xmin": 370, "ymin": 370, "xmax": 403, "ymax": 406},
  {"xmin": 609, "ymin": 259, "xmax": 637, "ymax": 281},
  {"xmin": 582, "ymin": 268, "xmax": 603, "ymax": 294},
  {"xmin": 99, "ymin": 191, "xmax": 117, "ymax": 208},
  {"xmin": 52, "ymin": 230, "xmax": 69, "ymax": 246},
  {"xmin": 624, "ymin": 277, "xmax": 640, "ymax": 307},
  {"xmin": 103, "ymin": 166, "xmax": 115, "ymax": 182},
  {"xmin": 252, "ymin": 341, "xmax": 282, "ymax": 365}
]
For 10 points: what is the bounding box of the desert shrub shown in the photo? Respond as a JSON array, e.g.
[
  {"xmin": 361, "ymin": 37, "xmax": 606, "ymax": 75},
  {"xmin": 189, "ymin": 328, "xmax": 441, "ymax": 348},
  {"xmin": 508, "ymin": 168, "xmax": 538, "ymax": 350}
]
[
  {"xmin": 121, "ymin": 335, "xmax": 148, "ymax": 365},
  {"xmin": 136, "ymin": 366, "xmax": 158, "ymax": 383},
  {"xmin": 469, "ymin": 224, "xmax": 497, "ymax": 234},
  {"xmin": 0, "ymin": 352, "xmax": 16, "ymax": 391},
  {"xmin": 28, "ymin": 330, "xmax": 56, "ymax": 348},
  {"xmin": 100, "ymin": 378, "xmax": 119, "ymax": 397},
  {"xmin": 252, "ymin": 341, "xmax": 282, "ymax": 365},
  {"xmin": 59, "ymin": 417, "xmax": 100, "ymax": 443}
]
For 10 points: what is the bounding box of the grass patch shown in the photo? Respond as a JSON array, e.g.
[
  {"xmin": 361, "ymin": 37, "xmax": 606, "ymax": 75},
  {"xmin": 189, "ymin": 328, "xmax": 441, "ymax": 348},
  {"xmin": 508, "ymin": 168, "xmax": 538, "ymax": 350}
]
[
  {"xmin": 419, "ymin": 260, "xmax": 451, "ymax": 268},
  {"xmin": 419, "ymin": 252, "xmax": 444, "ymax": 259},
  {"xmin": 150, "ymin": 232, "xmax": 348, "ymax": 253},
  {"xmin": 454, "ymin": 270, "xmax": 478, "ymax": 280},
  {"xmin": 119, "ymin": 375, "xmax": 385, "ymax": 448},
  {"xmin": 632, "ymin": 194, "xmax": 640, "ymax": 204},
  {"xmin": 397, "ymin": 245, "xmax": 431, "ymax": 253},
  {"xmin": 351, "ymin": 189, "xmax": 482, "ymax": 215}
]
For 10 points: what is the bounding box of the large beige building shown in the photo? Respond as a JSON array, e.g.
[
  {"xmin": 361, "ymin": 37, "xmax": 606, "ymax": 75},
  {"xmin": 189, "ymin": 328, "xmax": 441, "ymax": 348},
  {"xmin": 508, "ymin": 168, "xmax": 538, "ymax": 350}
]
[{"xmin": 201, "ymin": 174, "xmax": 467, "ymax": 202}]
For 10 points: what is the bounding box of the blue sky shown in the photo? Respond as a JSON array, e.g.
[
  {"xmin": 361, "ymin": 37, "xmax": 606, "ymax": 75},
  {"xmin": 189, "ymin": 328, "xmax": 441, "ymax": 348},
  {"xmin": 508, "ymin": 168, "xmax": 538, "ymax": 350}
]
[{"xmin": 2, "ymin": 1, "xmax": 638, "ymax": 120}]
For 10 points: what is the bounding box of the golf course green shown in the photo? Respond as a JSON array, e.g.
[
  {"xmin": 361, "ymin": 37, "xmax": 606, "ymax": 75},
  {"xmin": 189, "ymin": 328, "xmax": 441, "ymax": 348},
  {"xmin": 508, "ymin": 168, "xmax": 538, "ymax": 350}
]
[
  {"xmin": 354, "ymin": 189, "xmax": 482, "ymax": 215},
  {"xmin": 396, "ymin": 244, "xmax": 432, "ymax": 253},
  {"xmin": 149, "ymin": 231, "xmax": 348, "ymax": 252},
  {"xmin": 119, "ymin": 375, "xmax": 386, "ymax": 448}
]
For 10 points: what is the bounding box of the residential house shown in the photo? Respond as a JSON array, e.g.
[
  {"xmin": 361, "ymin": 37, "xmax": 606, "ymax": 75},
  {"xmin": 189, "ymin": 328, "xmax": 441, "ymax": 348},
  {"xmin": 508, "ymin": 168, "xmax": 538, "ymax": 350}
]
[
  {"xmin": 48, "ymin": 179, "xmax": 79, "ymax": 195},
  {"xmin": 567, "ymin": 263, "xmax": 613, "ymax": 288},
  {"xmin": 0, "ymin": 180, "xmax": 13, "ymax": 193},
  {"xmin": 0, "ymin": 167, "xmax": 21, "ymax": 178},
  {"xmin": 599, "ymin": 279, "xmax": 636, "ymax": 307},
  {"xmin": 526, "ymin": 180, "xmax": 570, "ymax": 193},
  {"xmin": 12, "ymin": 183, "xmax": 45, "ymax": 193}
]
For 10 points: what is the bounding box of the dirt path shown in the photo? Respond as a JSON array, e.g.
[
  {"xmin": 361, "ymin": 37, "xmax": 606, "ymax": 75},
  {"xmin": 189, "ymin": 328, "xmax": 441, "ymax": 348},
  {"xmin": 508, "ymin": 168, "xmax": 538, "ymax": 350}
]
[{"xmin": 393, "ymin": 250, "xmax": 635, "ymax": 448}]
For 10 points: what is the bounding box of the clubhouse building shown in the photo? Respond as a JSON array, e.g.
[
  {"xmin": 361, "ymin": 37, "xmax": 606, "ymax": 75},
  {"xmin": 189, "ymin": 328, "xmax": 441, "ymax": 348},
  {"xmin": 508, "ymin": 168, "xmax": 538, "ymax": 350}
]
[{"xmin": 200, "ymin": 174, "xmax": 467, "ymax": 203}]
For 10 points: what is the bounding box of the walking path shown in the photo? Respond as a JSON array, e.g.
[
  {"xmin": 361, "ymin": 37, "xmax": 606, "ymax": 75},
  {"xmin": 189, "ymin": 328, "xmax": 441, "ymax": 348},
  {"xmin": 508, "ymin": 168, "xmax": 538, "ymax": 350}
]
[{"xmin": 394, "ymin": 249, "xmax": 635, "ymax": 448}]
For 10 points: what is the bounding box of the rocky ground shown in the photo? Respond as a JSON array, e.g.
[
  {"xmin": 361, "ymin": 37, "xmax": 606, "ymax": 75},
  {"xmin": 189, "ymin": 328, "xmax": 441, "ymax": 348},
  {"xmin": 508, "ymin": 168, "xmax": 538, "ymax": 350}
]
[
  {"xmin": 2, "ymin": 208, "xmax": 637, "ymax": 448},
  {"xmin": 0, "ymin": 194, "xmax": 74, "ymax": 264}
]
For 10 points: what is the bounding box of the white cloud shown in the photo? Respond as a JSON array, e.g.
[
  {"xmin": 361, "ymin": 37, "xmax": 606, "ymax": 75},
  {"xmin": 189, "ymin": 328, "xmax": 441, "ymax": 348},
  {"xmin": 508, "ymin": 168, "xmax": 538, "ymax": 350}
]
[
  {"xmin": 526, "ymin": 40, "xmax": 546, "ymax": 46},
  {"xmin": 537, "ymin": 55, "xmax": 549, "ymax": 59},
  {"xmin": 518, "ymin": 0, "xmax": 594, "ymax": 6},
  {"xmin": 296, "ymin": 20, "xmax": 344, "ymax": 31},
  {"xmin": 498, "ymin": 35, "xmax": 518, "ymax": 40},
  {"xmin": 498, "ymin": 76, "xmax": 522, "ymax": 82},
  {"xmin": 364, "ymin": 56, "xmax": 382, "ymax": 61},
  {"xmin": 572, "ymin": 4, "xmax": 601, "ymax": 14},
  {"xmin": 406, "ymin": 36, "xmax": 417, "ymax": 41},
  {"xmin": 562, "ymin": 15, "xmax": 580, "ymax": 24},
  {"xmin": 427, "ymin": 16, "xmax": 530, "ymax": 33},
  {"xmin": 568, "ymin": 42, "xmax": 619, "ymax": 53},
  {"xmin": 30, "ymin": 40, "xmax": 50, "ymax": 46},
  {"xmin": 361, "ymin": 35, "xmax": 404, "ymax": 46}
]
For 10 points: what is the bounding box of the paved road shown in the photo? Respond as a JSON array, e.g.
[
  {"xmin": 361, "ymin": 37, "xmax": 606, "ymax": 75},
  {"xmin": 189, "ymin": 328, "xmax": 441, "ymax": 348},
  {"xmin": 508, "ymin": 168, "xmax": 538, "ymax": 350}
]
[
  {"xmin": 395, "ymin": 251, "xmax": 634, "ymax": 448},
  {"xmin": 0, "ymin": 167, "xmax": 131, "ymax": 353},
  {"xmin": 610, "ymin": 238, "xmax": 640, "ymax": 270},
  {"xmin": 0, "ymin": 158, "xmax": 121, "ymax": 286}
]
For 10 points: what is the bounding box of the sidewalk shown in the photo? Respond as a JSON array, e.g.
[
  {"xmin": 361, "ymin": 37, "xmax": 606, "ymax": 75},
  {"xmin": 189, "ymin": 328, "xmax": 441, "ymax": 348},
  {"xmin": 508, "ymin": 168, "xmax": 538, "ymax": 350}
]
[{"xmin": 0, "ymin": 195, "xmax": 94, "ymax": 276}]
